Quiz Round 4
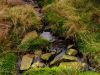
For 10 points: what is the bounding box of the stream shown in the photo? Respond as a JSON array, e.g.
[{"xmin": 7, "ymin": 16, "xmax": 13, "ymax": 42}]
[{"xmin": 16, "ymin": 0, "xmax": 90, "ymax": 75}]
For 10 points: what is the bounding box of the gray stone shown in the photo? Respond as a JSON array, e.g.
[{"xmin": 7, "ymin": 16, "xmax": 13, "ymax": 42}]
[{"xmin": 40, "ymin": 32, "xmax": 55, "ymax": 42}]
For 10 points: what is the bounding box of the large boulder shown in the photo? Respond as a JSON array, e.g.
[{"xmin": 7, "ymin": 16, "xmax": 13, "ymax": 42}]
[
  {"xmin": 20, "ymin": 54, "xmax": 34, "ymax": 70},
  {"xmin": 50, "ymin": 55, "xmax": 78, "ymax": 65},
  {"xmin": 59, "ymin": 62, "xmax": 88, "ymax": 70}
]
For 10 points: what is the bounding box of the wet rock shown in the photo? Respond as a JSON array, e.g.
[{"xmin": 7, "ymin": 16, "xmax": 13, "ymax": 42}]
[
  {"xmin": 59, "ymin": 62, "xmax": 88, "ymax": 70},
  {"xmin": 31, "ymin": 61, "xmax": 45, "ymax": 68},
  {"xmin": 40, "ymin": 32, "xmax": 55, "ymax": 42},
  {"xmin": 41, "ymin": 52, "xmax": 55, "ymax": 60},
  {"xmin": 20, "ymin": 54, "xmax": 34, "ymax": 70},
  {"xmin": 21, "ymin": 31, "xmax": 38, "ymax": 44},
  {"xmin": 67, "ymin": 45, "xmax": 74, "ymax": 49},
  {"xmin": 50, "ymin": 55, "xmax": 78, "ymax": 65},
  {"xmin": 50, "ymin": 47, "xmax": 63, "ymax": 54},
  {"xmin": 66, "ymin": 49, "xmax": 78, "ymax": 56}
]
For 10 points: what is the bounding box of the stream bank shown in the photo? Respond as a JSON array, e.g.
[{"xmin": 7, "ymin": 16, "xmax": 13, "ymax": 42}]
[{"xmin": 16, "ymin": 0, "xmax": 97, "ymax": 75}]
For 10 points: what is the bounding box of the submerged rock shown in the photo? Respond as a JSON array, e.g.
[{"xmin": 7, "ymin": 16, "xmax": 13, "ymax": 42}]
[
  {"xmin": 59, "ymin": 62, "xmax": 88, "ymax": 70},
  {"xmin": 40, "ymin": 32, "xmax": 55, "ymax": 42},
  {"xmin": 41, "ymin": 52, "xmax": 55, "ymax": 60},
  {"xmin": 50, "ymin": 55, "xmax": 78, "ymax": 65},
  {"xmin": 66, "ymin": 49, "xmax": 78, "ymax": 56},
  {"xmin": 20, "ymin": 54, "xmax": 34, "ymax": 70},
  {"xmin": 31, "ymin": 61, "xmax": 45, "ymax": 68}
]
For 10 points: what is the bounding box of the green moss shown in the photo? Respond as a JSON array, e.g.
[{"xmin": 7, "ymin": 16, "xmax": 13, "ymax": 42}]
[
  {"xmin": 19, "ymin": 37, "xmax": 50, "ymax": 51},
  {"xmin": 44, "ymin": 11, "xmax": 65, "ymax": 24},
  {"xmin": 0, "ymin": 52, "xmax": 16, "ymax": 75},
  {"xmin": 23, "ymin": 67, "xmax": 99, "ymax": 75},
  {"xmin": 44, "ymin": 11, "xmax": 67, "ymax": 36}
]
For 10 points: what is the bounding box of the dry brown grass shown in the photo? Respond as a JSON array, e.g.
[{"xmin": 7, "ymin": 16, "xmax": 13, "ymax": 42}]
[
  {"xmin": 0, "ymin": 4, "xmax": 42, "ymax": 31},
  {"xmin": 0, "ymin": 24, "xmax": 10, "ymax": 41}
]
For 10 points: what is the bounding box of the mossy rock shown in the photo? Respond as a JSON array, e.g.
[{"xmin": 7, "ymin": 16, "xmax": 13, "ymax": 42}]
[
  {"xmin": 67, "ymin": 45, "xmax": 74, "ymax": 49},
  {"xmin": 21, "ymin": 31, "xmax": 38, "ymax": 44},
  {"xmin": 20, "ymin": 54, "xmax": 34, "ymax": 70},
  {"xmin": 66, "ymin": 49, "xmax": 78, "ymax": 56},
  {"xmin": 20, "ymin": 36, "xmax": 50, "ymax": 51},
  {"xmin": 34, "ymin": 50, "xmax": 42, "ymax": 57},
  {"xmin": 41, "ymin": 52, "xmax": 54, "ymax": 60},
  {"xmin": 50, "ymin": 55, "xmax": 78, "ymax": 65},
  {"xmin": 31, "ymin": 61, "xmax": 45, "ymax": 68},
  {"xmin": 19, "ymin": 31, "xmax": 38, "ymax": 51}
]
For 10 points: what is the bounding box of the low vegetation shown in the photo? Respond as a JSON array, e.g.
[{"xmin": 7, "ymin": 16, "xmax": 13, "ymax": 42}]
[
  {"xmin": 0, "ymin": 0, "xmax": 100, "ymax": 75},
  {"xmin": 0, "ymin": 52, "xmax": 16, "ymax": 75},
  {"xmin": 19, "ymin": 36, "xmax": 50, "ymax": 51},
  {"xmin": 23, "ymin": 67, "xmax": 100, "ymax": 75}
]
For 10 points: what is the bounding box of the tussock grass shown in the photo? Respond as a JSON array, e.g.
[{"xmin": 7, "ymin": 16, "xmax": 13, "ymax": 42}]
[
  {"xmin": 43, "ymin": 0, "xmax": 100, "ymax": 53},
  {"xmin": 0, "ymin": 4, "xmax": 42, "ymax": 49}
]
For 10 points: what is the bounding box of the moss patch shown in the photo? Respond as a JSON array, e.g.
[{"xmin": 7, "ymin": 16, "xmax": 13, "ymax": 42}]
[{"xmin": 0, "ymin": 52, "xmax": 17, "ymax": 75}]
